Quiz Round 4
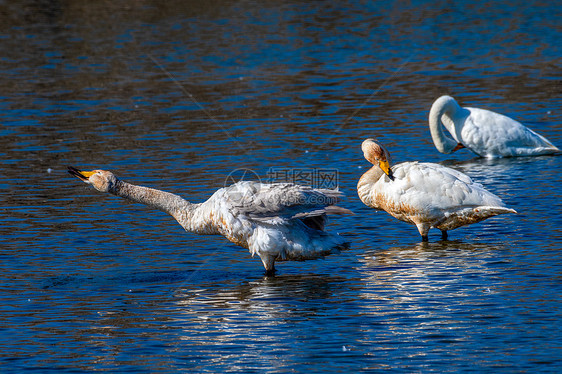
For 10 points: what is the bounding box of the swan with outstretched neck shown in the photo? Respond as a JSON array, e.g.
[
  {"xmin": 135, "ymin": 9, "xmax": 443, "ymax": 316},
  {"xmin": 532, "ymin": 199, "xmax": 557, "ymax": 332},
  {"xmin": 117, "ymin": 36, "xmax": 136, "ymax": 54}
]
[
  {"xmin": 357, "ymin": 139, "xmax": 516, "ymax": 241},
  {"xmin": 68, "ymin": 166, "xmax": 350, "ymax": 275},
  {"xmin": 429, "ymin": 95, "xmax": 559, "ymax": 158}
]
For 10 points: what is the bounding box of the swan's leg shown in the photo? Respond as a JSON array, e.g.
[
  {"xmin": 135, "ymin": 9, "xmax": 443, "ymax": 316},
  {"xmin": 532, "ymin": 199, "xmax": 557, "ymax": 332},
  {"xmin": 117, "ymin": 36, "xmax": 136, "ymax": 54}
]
[
  {"xmin": 264, "ymin": 266, "xmax": 276, "ymax": 277},
  {"xmin": 259, "ymin": 254, "xmax": 276, "ymax": 276},
  {"xmin": 415, "ymin": 222, "xmax": 430, "ymax": 242},
  {"xmin": 440, "ymin": 230, "xmax": 448, "ymax": 240}
]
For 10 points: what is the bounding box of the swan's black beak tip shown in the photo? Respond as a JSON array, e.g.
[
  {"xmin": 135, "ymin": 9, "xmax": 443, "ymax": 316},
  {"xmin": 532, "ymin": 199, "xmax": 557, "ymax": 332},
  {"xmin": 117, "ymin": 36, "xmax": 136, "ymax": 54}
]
[{"xmin": 67, "ymin": 166, "xmax": 89, "ymax": 182}]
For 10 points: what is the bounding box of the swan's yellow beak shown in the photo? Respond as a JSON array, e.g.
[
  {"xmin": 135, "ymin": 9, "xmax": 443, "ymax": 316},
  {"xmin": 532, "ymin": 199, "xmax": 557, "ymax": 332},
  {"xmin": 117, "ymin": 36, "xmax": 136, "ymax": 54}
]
[
  {"xmin": 379, "ymin": 160, "xmax": 394, "ymax": 181},
  {"xmin": 68, "ymin": 166, "xmax": 95, "ymax": 182}
]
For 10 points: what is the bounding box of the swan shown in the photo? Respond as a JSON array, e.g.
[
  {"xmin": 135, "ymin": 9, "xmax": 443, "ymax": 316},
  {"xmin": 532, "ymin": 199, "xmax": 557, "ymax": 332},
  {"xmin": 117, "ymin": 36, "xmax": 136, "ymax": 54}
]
[
  {"xmin": 68, "ymin": 166, "xmax": 351, "ymax": 275},
  {"xmin": 429, "ymin": 95, "xmax": 560, "ymax": 158},
  {"xmin": 357, "ymin": 139, "xmax": 516, "ymax": 241}
]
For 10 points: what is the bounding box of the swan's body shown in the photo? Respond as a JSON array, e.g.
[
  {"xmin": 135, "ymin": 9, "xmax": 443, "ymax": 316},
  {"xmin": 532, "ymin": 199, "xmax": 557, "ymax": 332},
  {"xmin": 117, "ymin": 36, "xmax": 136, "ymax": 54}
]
[
  {"xmin": 429, "ymin": 95, "xmax": 559, "ymax": 158},
  {"xmin": 68, "ymin": 167, "xmax": 350, "ymax": 275},
  {"xmin": 357, "ymin": 139, "xmax": 516, "ymax": 240}
]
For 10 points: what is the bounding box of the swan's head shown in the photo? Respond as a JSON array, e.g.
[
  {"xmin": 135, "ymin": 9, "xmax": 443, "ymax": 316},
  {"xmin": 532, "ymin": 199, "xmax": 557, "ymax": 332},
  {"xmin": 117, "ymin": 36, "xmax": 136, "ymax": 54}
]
[
  {"xmin": 68, "ymin": 166, "xmax": 118, "ymax": 193},
  {"xmin": 361, "ymin": 138, "xmax": 394, "ymax": 180}
]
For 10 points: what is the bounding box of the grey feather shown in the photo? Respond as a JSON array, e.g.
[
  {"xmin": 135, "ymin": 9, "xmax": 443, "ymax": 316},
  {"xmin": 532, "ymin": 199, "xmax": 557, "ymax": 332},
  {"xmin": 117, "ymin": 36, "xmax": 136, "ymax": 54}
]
[{"xmin": 223, "ymin": 181, "xmax": 349, "ymax": 223}]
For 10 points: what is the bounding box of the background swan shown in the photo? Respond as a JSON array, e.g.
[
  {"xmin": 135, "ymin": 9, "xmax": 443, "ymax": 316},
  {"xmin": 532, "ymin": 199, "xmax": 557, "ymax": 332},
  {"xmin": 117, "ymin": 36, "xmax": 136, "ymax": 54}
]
[
  {"xmin": 357, "ymin": 139, "xmax": 516, "ymax": 241},
  {"xmin": 429, "ymin": 95, "xmax": 559, "ymax": 158},
  {"xmin": 68, "ymin": 167, "xmax": 350, "ymax": 275}
]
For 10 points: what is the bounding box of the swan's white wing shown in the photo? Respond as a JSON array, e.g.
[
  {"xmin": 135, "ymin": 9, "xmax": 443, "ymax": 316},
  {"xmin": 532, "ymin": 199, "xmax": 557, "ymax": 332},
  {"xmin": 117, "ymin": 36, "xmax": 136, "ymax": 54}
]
[
  {"xmin": 385, "ymin": 162, "xmax": 505, "ymax": 212},
  {"xmin": 462, "ymin": 107, "xmax": 558, "ymax": 156}
]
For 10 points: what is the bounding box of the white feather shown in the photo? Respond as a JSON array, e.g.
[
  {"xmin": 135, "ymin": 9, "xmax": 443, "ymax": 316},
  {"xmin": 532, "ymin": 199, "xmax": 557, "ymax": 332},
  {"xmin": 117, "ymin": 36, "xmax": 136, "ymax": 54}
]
[
  {"xmin": 68, "ymin": 167, "xmax": 350, "ymax": 274},
  {"xmin": 357, "ymin": 139, "xmax": 516, "ymax": 240},
  {"xmin": 429, "ymin": 95, "xmax": 559, "ymax": 158}
]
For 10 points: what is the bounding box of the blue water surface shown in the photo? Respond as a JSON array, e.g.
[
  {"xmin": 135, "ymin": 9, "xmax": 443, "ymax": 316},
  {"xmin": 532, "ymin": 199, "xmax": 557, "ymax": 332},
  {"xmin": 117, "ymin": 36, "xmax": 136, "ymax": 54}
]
[{"xmin": 0, "ymin": 0, "xmax": 561, "ymax": 372}]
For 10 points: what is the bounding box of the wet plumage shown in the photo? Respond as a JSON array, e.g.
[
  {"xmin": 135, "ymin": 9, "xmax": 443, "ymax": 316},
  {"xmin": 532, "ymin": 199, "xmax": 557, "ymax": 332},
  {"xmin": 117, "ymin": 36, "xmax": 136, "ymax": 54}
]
[
  {"xmin": 68, "ymin": 167, "xmax": 350, "ymax": 275},
  {"xmin": 357, "ymin": 139, "xmax": 516, "ymax": 240}
]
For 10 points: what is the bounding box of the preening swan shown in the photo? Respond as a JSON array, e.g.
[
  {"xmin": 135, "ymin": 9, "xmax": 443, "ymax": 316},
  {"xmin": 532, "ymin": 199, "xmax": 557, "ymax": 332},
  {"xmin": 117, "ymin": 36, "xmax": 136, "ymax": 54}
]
[
  {"xmin": 68, "ymin": 167, "xmax": 350, "ymax": 275},
  {"xmin": 429, "ymin": 95, "xmax": 559, "ymax": 158},
  {"xmin": 357, "ymin": 139, "xmax": 516, "ymax": 241}
]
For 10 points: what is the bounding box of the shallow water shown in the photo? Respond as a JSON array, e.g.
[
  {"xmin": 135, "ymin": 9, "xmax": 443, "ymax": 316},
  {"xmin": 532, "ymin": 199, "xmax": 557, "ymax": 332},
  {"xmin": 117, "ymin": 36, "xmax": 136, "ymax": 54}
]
[{"xmin": 1, "ymin": 0, "xmax": 561, "ymax": 372}]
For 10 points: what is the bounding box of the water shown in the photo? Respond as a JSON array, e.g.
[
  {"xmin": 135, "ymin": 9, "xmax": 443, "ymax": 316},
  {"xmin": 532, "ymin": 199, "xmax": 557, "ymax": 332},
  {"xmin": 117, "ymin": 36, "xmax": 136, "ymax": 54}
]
[{"xmin": 1, "ymin": 0, "xmax": 561, "ymax": 372}]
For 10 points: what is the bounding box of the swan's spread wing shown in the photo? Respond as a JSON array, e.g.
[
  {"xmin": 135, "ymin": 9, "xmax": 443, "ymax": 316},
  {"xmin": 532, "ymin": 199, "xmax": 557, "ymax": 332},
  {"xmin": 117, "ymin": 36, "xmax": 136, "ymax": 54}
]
[
  {"xmin": 220, "ymin": 181, "xmax": 346, "ymax": 222},
  {"xmin": 387, "ymin": 162, "xmax": 504, "ymax": 211}
]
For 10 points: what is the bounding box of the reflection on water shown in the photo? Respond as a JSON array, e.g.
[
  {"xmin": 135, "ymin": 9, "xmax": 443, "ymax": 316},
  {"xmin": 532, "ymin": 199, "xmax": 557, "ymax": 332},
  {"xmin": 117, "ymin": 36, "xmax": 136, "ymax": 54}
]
[
  {"xmin": 440, "ymin": 155, "xmax": 557, "ymax": 186},
  {"xmin": 356, "ymin": 240, "xmax": 561, "ymax": 369},
  {"xmin": 168, "ymin": 274, "xmax": 365, "ymax": 372},
  {"xmin": 175, "ymin": 273, "xmax": 356, "ymax": 319},
  {"xmin": 362, "ymin": 240, "xmax": 507, "ymax": 267},
  {"xmin": 359, "ymin": 240, "xmax": 508, "ymax": 307},
  {"xmin": 1, "ymin": 0, "xmax": 561, "ymax": 372}
]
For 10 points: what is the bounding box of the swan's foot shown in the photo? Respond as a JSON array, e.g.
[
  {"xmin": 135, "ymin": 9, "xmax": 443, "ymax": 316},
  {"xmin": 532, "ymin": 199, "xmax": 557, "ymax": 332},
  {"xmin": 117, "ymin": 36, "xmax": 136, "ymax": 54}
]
[
  {"xmin": 440, "ymin": 230, "xmax": 448, "ymax": 240},
  {"xmin": 260, "ymin": 254, "xmax": 276, "ymax": 276},
  {"xmin": 264, "ymin": 267, "xmax": 276, "ymax": 277}
]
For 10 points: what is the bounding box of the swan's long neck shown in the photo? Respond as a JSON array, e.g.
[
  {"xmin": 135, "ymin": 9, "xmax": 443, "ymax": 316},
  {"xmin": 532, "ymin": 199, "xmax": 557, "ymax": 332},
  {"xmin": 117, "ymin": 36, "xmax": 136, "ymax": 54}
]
[
  {"xmin": 357, "ymin": 166, "xmax": 384, "ymax": 207},
  {"xmin": 109, "ymin": 180, "xmax": 203, "ymax": 232},
  {"xmin": 429, "ymin": 96, "xmax": 462, "ymax": 154}
]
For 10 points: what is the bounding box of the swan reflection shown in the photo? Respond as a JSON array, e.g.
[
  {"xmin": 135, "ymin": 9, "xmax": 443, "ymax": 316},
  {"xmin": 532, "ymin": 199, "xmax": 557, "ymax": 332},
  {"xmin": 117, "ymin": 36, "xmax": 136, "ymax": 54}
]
[
  {"xmin": 168, "ymin": 273, "xmax": 362, "ymax": 370},
  {"xmin": 355, "ymin": 241, "xmax": 512, "ymax": 348},
  {"xmin": 173, "ymin": 273, "xmax": 358, "ymax": 322},
  {"xmin": 440, "ymin": 156, "xmax": 558, "ymax": 186},
  {"xmin": 357, "ymin": 240, "xmax": 508, "ymax": 304}
]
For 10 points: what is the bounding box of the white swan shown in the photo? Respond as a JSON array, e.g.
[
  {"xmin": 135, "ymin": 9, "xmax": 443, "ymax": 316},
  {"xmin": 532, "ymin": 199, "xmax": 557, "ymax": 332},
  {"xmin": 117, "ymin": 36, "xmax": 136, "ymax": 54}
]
[
  {"xmin": 357, "ymin": 139, "xmax": 516, "ymax": 241},
  {"xmin": 68, "ymin": 167, "xmax": 351, "ymax": 275},
  {"xmin": 429, "ymin": 95, "xmax": 559, "ymax": 158}
]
